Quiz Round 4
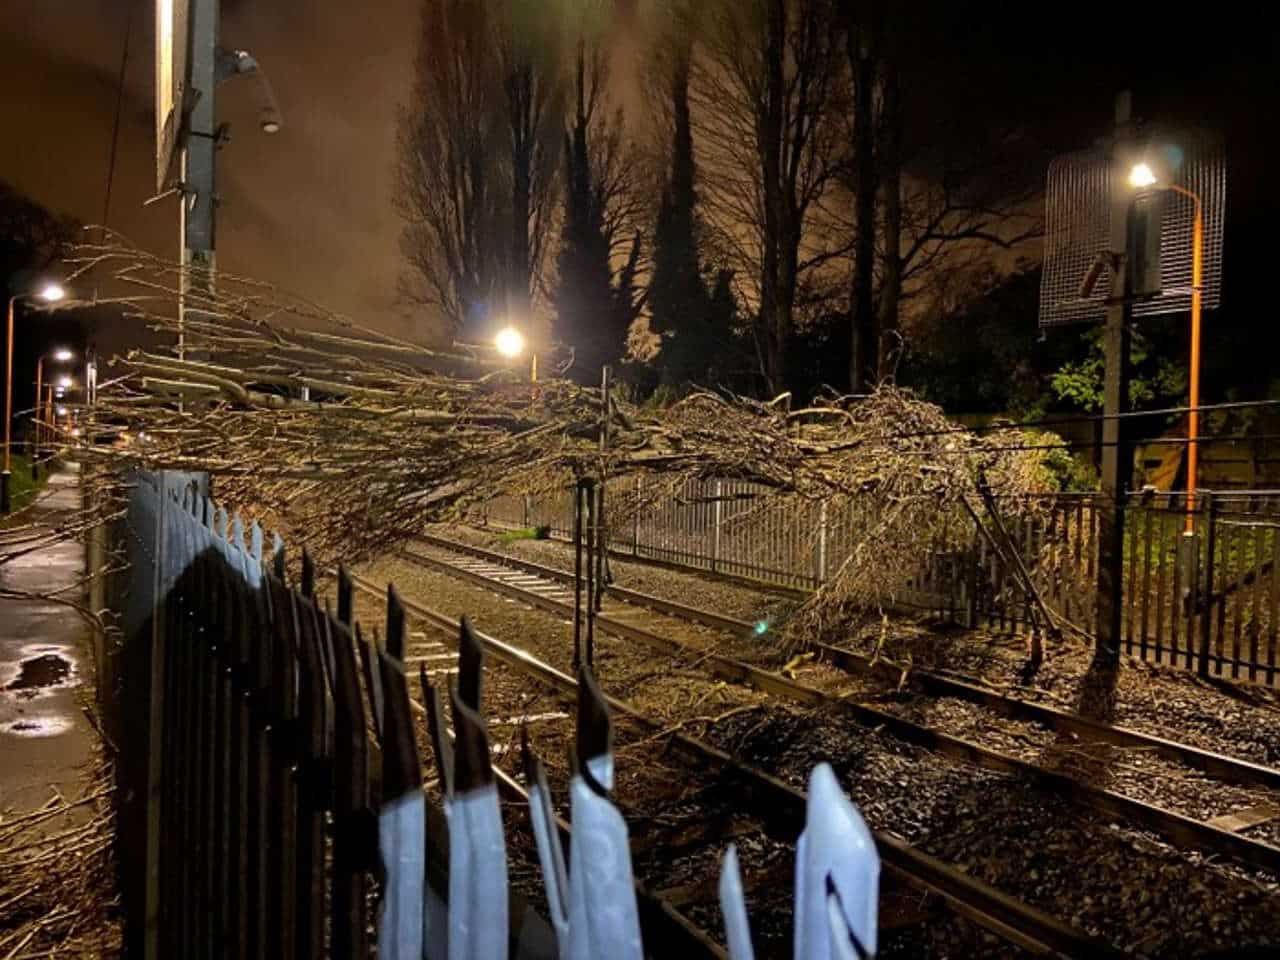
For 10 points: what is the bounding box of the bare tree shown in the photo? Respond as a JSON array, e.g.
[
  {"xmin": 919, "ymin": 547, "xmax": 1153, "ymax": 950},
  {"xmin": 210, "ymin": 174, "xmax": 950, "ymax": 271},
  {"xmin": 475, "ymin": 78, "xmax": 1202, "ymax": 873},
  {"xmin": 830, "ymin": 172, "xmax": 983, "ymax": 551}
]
[
  {"xmin": 844, "ymin": 12, "xmax": 878, "ymax": 393},
  {"xmin": 396, "ymin": 0, "xmax": 508, "ymax": 339},
  {"xmin": 840, "ymin": 7, "xmax": 1043, "ymax": 384},
  {"xmin": 553, "ymin": 25, "xmax": 646, "ymax": 380},
  {"xmin": 884, "ymin": 133, "xmax": 1043, "ymax": 377},
  {"xmin": 693, "ymin": 0, "xmax": 846, "ymax": 396},
  {"xmin": 496, "ymin": 0, "xmax": 565, "ymax": 322}
]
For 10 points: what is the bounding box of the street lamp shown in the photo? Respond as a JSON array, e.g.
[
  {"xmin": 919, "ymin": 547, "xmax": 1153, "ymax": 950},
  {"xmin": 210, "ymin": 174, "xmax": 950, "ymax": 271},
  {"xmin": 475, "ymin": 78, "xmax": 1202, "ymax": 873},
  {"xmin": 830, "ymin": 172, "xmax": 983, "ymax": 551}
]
[
  {"xmin": 32, "ymin": 347, "xmax": 76, "ymax": 480},
  {"xmin": 1129, "ymin": 161, "xmax": 1203, "ymax": 534},
  {"xmin": 494, "ymin": 325, "xmax": 538, "ymax": 382},
  {"xmin": 495, "ymin": 326, "xmax": 525, "ymax": 358},
  {"xmin": 1128, "ymin": 163, "xmax": 1158, "ymax": 189},
  {"xmin": 3, "ymin": 282, "xmax": 67, "ymax": 512}
]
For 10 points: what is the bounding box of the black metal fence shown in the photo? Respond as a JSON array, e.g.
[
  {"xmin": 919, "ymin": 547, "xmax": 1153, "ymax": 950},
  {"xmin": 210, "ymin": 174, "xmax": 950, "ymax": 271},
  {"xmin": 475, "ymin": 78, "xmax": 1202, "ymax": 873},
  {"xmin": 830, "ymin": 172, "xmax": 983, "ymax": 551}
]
[
  {"xmin": 110, "ymin": 470, "xmax": 427, "ymax": 958},
  {"xmin": 484, "ymin": 483, "xmax": 1280, "ymax": 687},
  {"xmin": 106, "ymin": 470, "xmax": 885, "ymax": 959}
]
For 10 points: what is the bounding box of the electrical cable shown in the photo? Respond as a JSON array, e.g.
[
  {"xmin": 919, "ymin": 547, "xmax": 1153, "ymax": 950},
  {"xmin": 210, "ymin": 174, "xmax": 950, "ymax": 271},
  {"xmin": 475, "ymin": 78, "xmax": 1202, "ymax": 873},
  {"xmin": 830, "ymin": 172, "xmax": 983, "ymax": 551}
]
[
  {"xmin": 831, "ymin": 397, "xmax": 1280, "ymax": 448},
  {"xmin": 101, "ymin": 0, "xmax": 136, "ymax": 238},
  {"xmin": 895, "ymin": 432, "xmax": 1280, "ymax": 458}
]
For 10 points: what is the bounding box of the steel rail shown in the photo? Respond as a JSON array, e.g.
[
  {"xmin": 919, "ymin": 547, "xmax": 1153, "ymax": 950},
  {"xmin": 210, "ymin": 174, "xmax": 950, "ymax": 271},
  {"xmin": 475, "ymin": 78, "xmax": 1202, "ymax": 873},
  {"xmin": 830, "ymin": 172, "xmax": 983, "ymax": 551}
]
[
  {"xmin": 404, "ymin": 535, "xmax": 1280, "ymax": 877},
  {"xmin": 418, "ymin": 532, "xmax": 1280, "ymax": 792},
  {"xmin": 348, "ymin": 569, "xmax": 1120, "ymax": 959},
  {"xmin": 478, "ymin": 518, "xmax": 814, "ymax": 599}
]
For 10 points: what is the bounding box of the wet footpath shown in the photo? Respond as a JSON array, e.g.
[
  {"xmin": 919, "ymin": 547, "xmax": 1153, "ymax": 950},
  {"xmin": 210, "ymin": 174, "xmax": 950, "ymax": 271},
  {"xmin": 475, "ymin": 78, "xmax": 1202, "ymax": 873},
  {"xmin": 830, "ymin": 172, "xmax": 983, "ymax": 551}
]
[{"xmin": 0, "ymin": 465, "xmax": 98, "ymax": 814}]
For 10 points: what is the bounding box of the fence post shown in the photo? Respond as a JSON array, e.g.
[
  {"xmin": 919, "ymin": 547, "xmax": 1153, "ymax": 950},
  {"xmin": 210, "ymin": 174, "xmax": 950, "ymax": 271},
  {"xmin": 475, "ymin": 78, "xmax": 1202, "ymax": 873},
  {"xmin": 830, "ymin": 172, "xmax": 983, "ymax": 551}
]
[
  {"xmin": 143, "ymin": 475, "xmax": 167, "ymax": 959},
  {"xmin": 1197, "ymin": 492, "xmax": 1217, "ymax": 678},
  {"xmin": 523, "ymin": 493, "xmax": 531, "ymax": 529},
  {"xmin": 633, "ymin": 476, "xmax": 641, "ymax": 557},
  {"xmin": 965, "ymin": 516, "xmax": 981, "ymax": 628},
  {"xmin": 712, "ymin": 480, "xmax": 723, "ymax": 573},
  {"xmin": 816, "ymin": 500, "xmax": 828, "ymax": 585}
]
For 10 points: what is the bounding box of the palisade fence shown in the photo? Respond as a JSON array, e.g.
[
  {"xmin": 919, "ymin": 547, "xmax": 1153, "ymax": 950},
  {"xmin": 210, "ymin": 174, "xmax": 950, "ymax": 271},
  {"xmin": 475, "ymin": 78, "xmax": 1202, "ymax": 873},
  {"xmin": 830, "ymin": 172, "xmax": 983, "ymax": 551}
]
[
  {"xmin": 482, "ymin": 481, "xmax": 1280, "ymax": 687},
  {"xmin": 105, "ymin": 470, "xmax": 881, "ymax": 960}
]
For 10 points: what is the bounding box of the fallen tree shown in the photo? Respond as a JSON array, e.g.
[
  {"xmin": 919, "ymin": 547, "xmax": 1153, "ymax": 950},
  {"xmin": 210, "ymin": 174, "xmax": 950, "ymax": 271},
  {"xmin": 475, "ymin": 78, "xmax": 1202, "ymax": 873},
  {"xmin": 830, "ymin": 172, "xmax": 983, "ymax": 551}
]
[{"xmin": 62, "ymin": 239, "xmax": 1080, "ymax": 648}]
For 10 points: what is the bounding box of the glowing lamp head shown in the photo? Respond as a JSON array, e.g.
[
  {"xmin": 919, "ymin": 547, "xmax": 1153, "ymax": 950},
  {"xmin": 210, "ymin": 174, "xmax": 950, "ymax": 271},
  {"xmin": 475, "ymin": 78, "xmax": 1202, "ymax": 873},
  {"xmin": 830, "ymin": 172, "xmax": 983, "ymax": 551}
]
[
  {"xmin": 38, "ymin": 283, "xmax": 66, "ymax": 303},
  {"xmin": 1129, "ymin": 163, "xmax": 1158, "ymax": 189},
  {"xmin": 494, "ymin": 326, "xmax": 526, "ymax": 359},
  {"xmin": 53, "ymin": 348, "xmax": 73, "ymax": 362},
  {"xmin": 58, "ymin": 375, "xmax": 73, "ymax": 389},
  {"xmin": 56, "ymin": 406, "xmax": 68, "ymax": 417}
]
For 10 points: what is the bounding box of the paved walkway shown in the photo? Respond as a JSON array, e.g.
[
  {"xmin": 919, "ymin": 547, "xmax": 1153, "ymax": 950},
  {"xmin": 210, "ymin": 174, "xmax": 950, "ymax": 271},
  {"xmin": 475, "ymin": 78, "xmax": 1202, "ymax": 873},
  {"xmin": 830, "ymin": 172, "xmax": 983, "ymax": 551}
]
[{"xmin": 0, "ymin": 465, "xmax": 99, "ymax": 814}]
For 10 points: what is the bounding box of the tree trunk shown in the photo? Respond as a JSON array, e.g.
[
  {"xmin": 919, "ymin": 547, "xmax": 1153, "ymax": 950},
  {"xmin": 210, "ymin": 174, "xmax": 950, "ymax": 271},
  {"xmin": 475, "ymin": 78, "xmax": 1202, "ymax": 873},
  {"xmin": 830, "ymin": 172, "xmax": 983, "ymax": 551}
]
[
  {"xmin": 760, "ymin": 0, "xmax": 788, "ymax": 395},
  {"xmin": 848, "ymin": 20, "xmax": 877, "ymax": 393},
  {"xmin": 875, "ymin": 50, "xmax": 902, "ymax": 382},
  {"xmin": 510, "ymin": 64, "xmax": 533, "ymax": 322}
]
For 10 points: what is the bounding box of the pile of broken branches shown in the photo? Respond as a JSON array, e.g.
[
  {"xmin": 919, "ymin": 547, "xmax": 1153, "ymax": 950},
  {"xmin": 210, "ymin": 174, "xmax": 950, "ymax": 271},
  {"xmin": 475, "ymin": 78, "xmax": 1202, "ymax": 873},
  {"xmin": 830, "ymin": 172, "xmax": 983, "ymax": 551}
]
[
  {"xmin": 63, "ymin": 239, "xmax": 1075, "ymax": 642},
  {"xmin": 0, "ymin": 755, "xmax": 119, "ymax": 958}
]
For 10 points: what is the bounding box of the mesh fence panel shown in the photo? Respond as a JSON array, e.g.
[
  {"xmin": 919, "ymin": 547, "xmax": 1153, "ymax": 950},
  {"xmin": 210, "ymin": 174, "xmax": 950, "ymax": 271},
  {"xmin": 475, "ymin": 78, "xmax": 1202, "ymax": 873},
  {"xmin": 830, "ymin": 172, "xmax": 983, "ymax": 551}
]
[{"xmin": 1039, "ymin": 133, "xmax": 1225, "ymax": 327}]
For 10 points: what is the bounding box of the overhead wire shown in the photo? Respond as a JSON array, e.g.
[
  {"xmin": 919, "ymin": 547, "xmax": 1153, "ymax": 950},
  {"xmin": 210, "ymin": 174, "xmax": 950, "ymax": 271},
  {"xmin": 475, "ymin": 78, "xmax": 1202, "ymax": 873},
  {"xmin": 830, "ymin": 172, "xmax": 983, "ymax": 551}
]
[
  {"xmin": 101, "ymin": 0, "xmax": 137, "ymax": 239},
  {"xmin": 828, "ymin": 397, "xmax": 1280, "ymax": 448},
  {"xmin": 895, "ymin": 431, "xmax": 1280, "ymax": 458}
]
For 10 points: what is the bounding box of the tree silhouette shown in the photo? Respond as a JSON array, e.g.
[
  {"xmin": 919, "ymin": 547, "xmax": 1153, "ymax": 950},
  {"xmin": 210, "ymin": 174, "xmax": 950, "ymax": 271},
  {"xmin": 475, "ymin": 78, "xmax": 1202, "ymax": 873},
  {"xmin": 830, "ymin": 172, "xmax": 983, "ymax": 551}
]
[{"xmin": 552, "ymin": 34, "xmax": 644, "ymax": 383}]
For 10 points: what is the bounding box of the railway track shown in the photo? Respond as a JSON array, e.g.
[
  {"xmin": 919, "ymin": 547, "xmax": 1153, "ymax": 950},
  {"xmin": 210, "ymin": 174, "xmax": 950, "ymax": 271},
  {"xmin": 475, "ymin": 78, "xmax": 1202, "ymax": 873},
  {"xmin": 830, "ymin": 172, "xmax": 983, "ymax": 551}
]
[
  {"xmin": 344, "ymin": 568, "xmax": 1120, "ymax": 958},
  {"xmin": 406, "ymin": 532, "xmax": 1280, "ymax": 878}
]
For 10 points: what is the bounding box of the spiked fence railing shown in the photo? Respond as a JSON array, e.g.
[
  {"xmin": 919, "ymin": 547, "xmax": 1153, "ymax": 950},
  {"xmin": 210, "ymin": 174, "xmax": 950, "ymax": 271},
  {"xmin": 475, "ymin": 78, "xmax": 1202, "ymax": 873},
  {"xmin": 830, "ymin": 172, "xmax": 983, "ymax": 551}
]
[{"xmin": 107, "ymin": 470, "xmax": 880, "ymax": 959}]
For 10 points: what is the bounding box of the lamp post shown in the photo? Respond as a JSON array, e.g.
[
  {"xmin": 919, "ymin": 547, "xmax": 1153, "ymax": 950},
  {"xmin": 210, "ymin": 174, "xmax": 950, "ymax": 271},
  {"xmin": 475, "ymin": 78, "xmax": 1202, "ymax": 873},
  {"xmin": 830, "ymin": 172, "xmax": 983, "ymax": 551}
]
[
  {"xmin": 32, "ymin": 348, "xmax": 75, "ymax": 480},
  {"xmin": 3, "ymin": 283, "xmax": 66, "ymax": 512},
  {"xmin": 1129, "ymin": 163, "xmax": 1203, "ymax": 533}
]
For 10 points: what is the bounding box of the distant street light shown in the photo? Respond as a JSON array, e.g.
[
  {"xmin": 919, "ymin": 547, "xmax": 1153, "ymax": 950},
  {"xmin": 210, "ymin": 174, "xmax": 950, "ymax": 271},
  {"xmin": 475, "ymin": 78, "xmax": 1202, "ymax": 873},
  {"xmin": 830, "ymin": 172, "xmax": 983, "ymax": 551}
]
[
  {"xmin": 494, "ymin": 326, "xmax": 526, "ymax": 358},
  {"xmin": 58, "ymin": 375, "xmax": 73, "ymax": 389},
  {"xmin": 495, "ymin": 325, "xmax": 540, "ymax": 382},
  {"xmin": 3, "ymin": 281, "xmax": 67, "ymax": 512},
  {"xmin": 1129, "ymin": 161, "xmax": 1203, "ymax": 534},
  {"xmin": 33, "ymin": 346, "xmax": 77, "ymax": 480}
]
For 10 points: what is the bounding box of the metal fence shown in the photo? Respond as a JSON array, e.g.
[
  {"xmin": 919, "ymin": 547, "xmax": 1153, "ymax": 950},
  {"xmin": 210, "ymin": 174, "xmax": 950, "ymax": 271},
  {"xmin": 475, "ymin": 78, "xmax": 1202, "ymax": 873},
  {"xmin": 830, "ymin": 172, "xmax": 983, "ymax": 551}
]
[
  {"xmin": 483, "ymin": 482, "xmax": 1280, "ymax": 687},
  {"xmin": 111, "ymin": 470, "xmax": 400, "ymax": 957},
  {"xmin": 108, "ymin": 471, "xmax": 882, "ymax": 959}
]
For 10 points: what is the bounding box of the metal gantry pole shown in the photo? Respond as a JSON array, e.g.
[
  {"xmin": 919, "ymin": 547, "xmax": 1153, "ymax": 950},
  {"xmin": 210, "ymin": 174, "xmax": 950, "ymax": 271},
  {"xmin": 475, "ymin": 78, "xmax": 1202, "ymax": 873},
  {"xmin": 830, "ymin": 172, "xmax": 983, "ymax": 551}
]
[
  {"xmin": 179, "ymin": 0, "xmax": 219, "ymax": 364},
  {"xmin": 1096, "ymin": 91, "xmax": 1135, "ymax": 660}
]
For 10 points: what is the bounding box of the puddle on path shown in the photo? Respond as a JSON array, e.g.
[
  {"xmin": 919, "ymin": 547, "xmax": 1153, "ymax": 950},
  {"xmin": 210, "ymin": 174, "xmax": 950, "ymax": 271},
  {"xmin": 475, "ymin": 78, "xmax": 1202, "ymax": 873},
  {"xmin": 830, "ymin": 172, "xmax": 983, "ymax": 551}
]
[
  {"xmin": 0, "ymin": 715, "xmax": 73, "ymax": 737},
  {"xmin": 4, "ymin": 654, "xmax": 72, "ymax": 695}
]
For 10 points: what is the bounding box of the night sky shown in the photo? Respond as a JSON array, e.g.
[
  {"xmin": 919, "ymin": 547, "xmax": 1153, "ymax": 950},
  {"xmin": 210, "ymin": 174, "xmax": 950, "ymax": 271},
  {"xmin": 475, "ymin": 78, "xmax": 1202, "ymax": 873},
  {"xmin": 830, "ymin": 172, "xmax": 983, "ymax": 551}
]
[
  {"xmin": 1, "ymin": 0, "xmax": 420, "ymax": 339},
  {"xmin": 1, "ymin": 2, "xmax": 1275, "ymax": 354}
]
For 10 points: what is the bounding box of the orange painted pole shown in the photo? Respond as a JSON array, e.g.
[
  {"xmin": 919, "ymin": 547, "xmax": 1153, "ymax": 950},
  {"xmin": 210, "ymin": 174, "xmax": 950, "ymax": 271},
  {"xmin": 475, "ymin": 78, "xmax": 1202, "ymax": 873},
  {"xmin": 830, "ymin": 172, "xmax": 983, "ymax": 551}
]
[
  {"xmin": 3, "ymin": 297, "xmax": 13, "ymax": 474},
  {"xmin": 1172, "ymin": 186, "xmax": 1204, "ymax": 534},
  {"xmin": 32, "ymin": 356, "xmax": 43, "ymax": 479},
  {"xmin": 1, "ymin": 296, "xmax": 14, "ymax": 512}
]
